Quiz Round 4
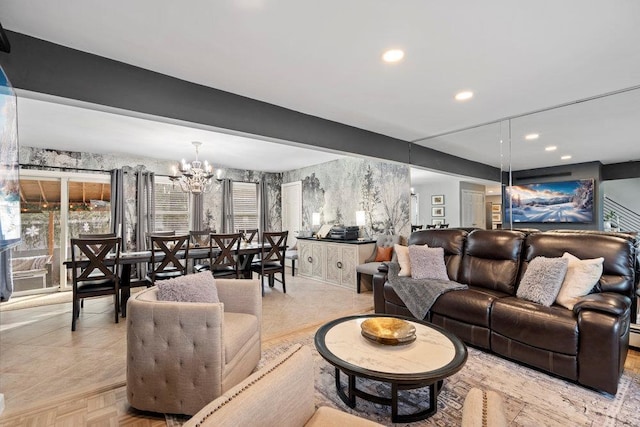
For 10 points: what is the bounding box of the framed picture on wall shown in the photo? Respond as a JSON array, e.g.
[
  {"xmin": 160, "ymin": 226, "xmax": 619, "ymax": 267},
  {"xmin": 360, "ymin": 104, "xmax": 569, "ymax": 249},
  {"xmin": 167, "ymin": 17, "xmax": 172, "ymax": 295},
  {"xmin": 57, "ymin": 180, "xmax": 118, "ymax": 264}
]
[
  {"xmin": 431, "ymin": 195, "xmax": 444, "ymax": 205},
  {"xmin": 432, "ymin": 207, "xmax": 445, "ymax": 217},
  {"xmin": 491, "ymin": 203, "xmax": 502, "ymax": 213},
  {"xmin": 432, "ymin": 219, "xmax": 445, "ymax": 226},
  {"xmin": 492, "ymin": 213, "xmax": 502, "ymax": 222}
]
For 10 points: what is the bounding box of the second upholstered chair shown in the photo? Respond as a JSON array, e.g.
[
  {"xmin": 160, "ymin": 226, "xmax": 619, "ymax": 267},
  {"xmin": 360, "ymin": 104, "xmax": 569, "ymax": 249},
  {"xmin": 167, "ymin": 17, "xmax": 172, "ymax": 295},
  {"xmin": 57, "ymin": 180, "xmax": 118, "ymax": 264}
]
[{"xmin": 355, "ymin": 234, "xmax": 401, "ymax": 293}]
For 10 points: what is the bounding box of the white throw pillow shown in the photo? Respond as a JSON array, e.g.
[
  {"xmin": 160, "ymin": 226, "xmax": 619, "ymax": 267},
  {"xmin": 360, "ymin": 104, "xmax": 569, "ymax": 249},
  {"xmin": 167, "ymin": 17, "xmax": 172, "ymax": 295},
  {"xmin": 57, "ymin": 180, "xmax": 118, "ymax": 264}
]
[
  {"xmin": 394, "ymin": 244, "xmax": 411, "ymax": 276},
  {"xmin": 555, "ymin": 252, "xmax": 604, "ymax": 310}
]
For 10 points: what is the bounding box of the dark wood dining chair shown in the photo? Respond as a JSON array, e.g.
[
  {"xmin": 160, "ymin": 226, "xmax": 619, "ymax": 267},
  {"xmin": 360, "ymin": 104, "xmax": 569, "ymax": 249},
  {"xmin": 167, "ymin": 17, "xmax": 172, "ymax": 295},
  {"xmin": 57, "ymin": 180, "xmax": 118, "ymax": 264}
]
[
  {"xmin": 238, "ymin": 228, "xmax": 259, "ymax": 244},
  {"xmin": 69, "ymin": 236, "xmax": 121, "ymax": 331},
  {"xmin": 251, "ymin": 231, "xmax": 288, "ymax": 296},
  {"xmin": 145, "ymin": 234, "xmax": 190, "ymax": 286},
  {"xmin": 145, "ymin": 231, "xmax": 175, "ymax": 250},
  {"xmin": 411, "ymin": 225, "xmax": 423, "ymax": 232},
  {"xmin": 205, "ymin": 233, "xmax": 242, "ymax": 278},
  {"xmin": 190, "ymin": 230, "xmax": 216, "ymax": 272}
]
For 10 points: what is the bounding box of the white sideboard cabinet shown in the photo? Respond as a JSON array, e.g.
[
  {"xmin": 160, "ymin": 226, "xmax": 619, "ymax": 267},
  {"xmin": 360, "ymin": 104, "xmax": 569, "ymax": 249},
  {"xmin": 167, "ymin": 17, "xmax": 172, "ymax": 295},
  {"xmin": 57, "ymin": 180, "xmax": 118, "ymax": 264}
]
[{"xmin": 297, "ymin": 238, "xmax": 375, "ymax": 291}]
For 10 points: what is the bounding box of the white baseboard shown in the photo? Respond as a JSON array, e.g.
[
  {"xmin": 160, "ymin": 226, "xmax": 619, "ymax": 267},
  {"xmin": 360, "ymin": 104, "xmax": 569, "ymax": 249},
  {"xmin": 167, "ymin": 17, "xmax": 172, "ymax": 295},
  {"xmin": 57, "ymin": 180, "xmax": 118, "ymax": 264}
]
[{"xmin": 630, "ymin": 325, "xmax": 640, "ymax": 349}]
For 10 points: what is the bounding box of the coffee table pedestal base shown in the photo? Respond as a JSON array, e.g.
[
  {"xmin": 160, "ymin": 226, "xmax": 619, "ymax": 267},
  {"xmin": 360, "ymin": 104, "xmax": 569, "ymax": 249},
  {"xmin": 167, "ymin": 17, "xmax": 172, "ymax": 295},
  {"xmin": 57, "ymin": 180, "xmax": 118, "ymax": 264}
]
[{"xmin": 334, "ymin": 367, "xmax": 443, "ymax": 423}]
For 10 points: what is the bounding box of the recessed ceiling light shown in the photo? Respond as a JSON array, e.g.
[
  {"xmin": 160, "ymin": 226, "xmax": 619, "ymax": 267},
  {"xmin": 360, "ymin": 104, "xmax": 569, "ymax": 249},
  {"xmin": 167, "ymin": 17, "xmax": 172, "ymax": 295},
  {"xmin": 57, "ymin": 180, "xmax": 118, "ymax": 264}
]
[
  {"xmin": 545, "ymin": 146, "xmax": 557, "ymax": 151},
  {"xmin": 455, "ymin": 91, "xmax": 474, "ymax": 101},
  {"xmin": 382, "ymin": 49, "xmax": 404, "ymax": 63},
  {"xmin": 525, "ymin": 133, "xmax": 539, "ymax": 140},
  {"xmin": 561, "ymin": 155, "xmax": 572, "ymax": 160}
]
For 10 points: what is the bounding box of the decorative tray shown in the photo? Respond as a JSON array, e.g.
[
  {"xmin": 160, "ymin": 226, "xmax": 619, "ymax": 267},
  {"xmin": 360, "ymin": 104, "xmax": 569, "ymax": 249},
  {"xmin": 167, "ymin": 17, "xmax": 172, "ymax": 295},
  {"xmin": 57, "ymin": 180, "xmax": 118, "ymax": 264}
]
[{"xmin": 360, "ymin": 317, "xmax": 416, "ymax": 346}]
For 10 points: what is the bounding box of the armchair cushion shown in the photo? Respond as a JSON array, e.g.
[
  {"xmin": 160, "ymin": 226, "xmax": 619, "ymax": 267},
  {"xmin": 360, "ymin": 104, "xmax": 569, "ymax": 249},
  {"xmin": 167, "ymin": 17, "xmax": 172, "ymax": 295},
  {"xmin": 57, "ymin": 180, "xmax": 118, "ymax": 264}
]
[{"xmin": 157, "ymin": 271, "xmax": 219, "ymax": 303}]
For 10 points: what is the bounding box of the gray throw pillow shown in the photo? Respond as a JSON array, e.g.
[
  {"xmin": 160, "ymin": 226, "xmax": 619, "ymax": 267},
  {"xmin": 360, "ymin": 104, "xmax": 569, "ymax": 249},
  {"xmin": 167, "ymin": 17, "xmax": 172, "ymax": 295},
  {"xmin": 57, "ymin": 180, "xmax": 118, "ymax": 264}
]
[
  {"xmin": 157, "ymin": 271, "xmax": 219, "ymax": 303},
  {"xmin": 408, "ymin": 245, "xmax": 449, "ymax": 281},
  {"xmin": 516, "ymin": 256, "xmax": 569, "ymax": 307}
]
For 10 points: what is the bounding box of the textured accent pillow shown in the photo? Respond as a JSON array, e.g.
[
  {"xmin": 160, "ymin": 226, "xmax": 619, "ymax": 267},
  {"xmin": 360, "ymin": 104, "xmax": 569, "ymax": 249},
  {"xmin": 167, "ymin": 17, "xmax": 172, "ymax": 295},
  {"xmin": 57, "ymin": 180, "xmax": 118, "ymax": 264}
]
[
  {"xmin": 394, "ymin": 244, "xmax": 411, "ymax": 276},
  {"xmin": 516, "ymin": 256, "xmax": 569, "ymax": 306},
  {"xmin": 555, "ymin": 252, "xmax": 604, "ymax": 310},
  {"xmin": 374, "ymin": 246, "xmax": 393, "ymax": 262},
  {"xmin": 157, "ymin": 271, "xmax": 219, "ymax": 303},
  {"xmin": 409, "ymin": 245, "xmax": 449, "ymax": 281}
]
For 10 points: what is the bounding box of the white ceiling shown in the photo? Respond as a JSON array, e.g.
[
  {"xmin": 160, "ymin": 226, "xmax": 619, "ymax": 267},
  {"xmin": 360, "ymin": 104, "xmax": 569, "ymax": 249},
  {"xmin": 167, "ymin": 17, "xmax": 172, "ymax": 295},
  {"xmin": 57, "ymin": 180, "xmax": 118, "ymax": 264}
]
[{"xmin": 2, "ymin": 1, "xmax": 640, "ymax": 179}]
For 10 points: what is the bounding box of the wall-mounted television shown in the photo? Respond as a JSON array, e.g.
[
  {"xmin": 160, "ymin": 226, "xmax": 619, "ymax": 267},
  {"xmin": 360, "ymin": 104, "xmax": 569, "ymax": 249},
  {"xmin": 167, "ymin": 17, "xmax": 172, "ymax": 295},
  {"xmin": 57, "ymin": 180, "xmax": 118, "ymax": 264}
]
[
  {"xmin": 0, "ymin": 65, "xmax": 20, "ymax": 251},
  {"xmin": 504, "ymin": 179, "xmax": 594, "ymax": 223}
]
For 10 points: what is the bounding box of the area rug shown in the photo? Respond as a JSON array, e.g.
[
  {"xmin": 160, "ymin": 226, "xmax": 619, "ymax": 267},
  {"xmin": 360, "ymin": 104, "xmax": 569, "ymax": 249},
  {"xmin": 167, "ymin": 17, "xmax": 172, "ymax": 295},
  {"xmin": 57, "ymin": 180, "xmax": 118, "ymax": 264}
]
[{"xmin": 169, "ymin": 328, "xmax": 640, "ymax": 427}]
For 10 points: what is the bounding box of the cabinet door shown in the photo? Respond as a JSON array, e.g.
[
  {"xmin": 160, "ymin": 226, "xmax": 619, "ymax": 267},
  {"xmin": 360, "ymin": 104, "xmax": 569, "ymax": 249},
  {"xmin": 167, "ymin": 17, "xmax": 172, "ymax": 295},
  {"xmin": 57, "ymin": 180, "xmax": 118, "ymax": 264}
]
[
  {"xmin": 311, "ymin": 243, "xmax": 324, "ymax": 279},
  {"xmin": 298, "ymin": 241, "xmax": 313, "ymax": 276},
  {"xmin": 339, "ymin": 246, "xmax": 358, "ymax": 288},
  {"xmin": 325, "ymin": 244, "xmax": 341, "ymax": 285}
]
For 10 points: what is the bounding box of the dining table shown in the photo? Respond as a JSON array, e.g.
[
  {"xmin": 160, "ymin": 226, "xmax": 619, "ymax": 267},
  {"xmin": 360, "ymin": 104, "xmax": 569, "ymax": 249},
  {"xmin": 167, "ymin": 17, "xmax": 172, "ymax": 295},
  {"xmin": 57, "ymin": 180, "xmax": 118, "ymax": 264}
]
[{"xmin": 64, "ymin": 242, "xmax": 268, "ymax": 317}]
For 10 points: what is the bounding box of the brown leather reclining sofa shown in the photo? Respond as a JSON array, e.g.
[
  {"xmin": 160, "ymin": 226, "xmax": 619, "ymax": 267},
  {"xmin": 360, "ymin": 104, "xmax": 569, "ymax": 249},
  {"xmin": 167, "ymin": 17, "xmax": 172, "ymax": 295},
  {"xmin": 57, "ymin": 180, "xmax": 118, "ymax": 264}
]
[{"xmin": 373, "ymin": 229, "xmax": 638, "ymax": 395}]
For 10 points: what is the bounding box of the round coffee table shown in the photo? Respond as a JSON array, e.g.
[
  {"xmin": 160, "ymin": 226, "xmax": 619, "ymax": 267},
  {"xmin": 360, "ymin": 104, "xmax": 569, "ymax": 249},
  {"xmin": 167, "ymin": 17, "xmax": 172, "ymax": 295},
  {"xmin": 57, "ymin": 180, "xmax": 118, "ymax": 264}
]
[{"xmin": 314, "ymin": 314, "xmax": 467, "ymax": 423}]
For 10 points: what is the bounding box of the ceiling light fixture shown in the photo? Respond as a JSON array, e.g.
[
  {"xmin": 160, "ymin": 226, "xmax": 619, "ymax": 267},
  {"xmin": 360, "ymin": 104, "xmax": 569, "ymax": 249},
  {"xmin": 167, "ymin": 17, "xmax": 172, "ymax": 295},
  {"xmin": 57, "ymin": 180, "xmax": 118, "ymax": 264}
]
[
  {"xmin": 561, "ymin": 155, "xmax": 572, "ymax": 160},
  {"xmin": 525, "ymin": 133, "xmax": 539, "ymax": 140},
  {"xmin": 455, "ymin": 91, "xmax": 473, "ymax": 101},
  {"xmin": 170, "ymin": 141, "xmax": 215, "ymax": 194},
  {"xmin": 545, "ymin": 146, "xmax": 557, "ymax": 151},
  {"xmin": 382, "ymin": 49, "xmax": 404, "ymax": 63}
]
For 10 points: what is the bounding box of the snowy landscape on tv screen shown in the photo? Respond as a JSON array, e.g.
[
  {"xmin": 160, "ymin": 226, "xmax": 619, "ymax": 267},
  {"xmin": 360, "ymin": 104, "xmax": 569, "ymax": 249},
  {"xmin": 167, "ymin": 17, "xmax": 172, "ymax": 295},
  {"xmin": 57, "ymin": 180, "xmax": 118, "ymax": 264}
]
[{"xmin": 505, "ymin": 179, "xmax": 594, "ymax": 223}]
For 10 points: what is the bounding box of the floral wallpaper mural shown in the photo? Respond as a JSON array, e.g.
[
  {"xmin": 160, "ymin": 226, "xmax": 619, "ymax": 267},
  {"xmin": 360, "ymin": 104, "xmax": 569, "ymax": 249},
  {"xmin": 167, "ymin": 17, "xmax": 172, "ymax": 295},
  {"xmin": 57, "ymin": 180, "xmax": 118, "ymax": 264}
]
[{"xmin": 283, "ymin": 158, "xmax": 411, "ymax": 238}]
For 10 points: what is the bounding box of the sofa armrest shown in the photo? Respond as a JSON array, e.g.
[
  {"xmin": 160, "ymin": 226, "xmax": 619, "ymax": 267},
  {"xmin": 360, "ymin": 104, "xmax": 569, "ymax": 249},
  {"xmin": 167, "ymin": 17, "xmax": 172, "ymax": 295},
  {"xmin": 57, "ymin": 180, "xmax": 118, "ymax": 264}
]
[
  {"xmin": 573, "ymin": 293, "xmax": 631, "ymax": 317},
  {"xmin": 216, "ymin": 279, "xmax": 262, "ymax": 319},
  {"xmin": 184, "ymin": 344, "xmax": 315, "ymax": 427}
]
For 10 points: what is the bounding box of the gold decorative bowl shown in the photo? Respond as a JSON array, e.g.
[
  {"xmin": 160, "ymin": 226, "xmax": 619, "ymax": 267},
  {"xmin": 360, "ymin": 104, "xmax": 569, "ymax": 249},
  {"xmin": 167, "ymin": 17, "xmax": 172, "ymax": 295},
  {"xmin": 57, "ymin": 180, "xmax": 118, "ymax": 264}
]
[{"xmin": 360, "ymin": 317, "xmax": 416, "ymax": 346}]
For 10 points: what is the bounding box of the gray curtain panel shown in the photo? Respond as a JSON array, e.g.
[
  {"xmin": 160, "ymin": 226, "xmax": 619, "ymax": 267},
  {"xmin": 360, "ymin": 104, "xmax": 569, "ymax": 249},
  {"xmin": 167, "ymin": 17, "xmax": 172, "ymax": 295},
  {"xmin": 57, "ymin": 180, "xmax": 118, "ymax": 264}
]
[
  {"xmin": 221, "ymin": 179, "xmax": 234, "ymax": 233},
  {"xmin": 135, "ymin": 170, "xmax": 155, "ymax": 278},
  {"xmin": 0, "ymin": 250, "xmax": 13, "ymax": 301},
  {"xmin": 259, "ymin": 179, "xmax": 269, "ymax": 234},
  {"xmin": 110, "ymin": 168, "xmax": 126, "ymax": 241},
  {"xmin": 190, "ymin": 193, "xmax": 203, "ymax": 231}
]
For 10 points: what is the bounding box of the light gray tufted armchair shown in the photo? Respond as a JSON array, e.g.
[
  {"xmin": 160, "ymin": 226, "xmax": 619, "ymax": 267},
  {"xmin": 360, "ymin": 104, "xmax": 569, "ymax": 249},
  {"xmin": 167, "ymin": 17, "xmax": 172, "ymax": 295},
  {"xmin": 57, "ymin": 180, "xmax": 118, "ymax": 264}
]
[
  {"xmin": 355, "ymin": 234, "xmax": 401, "ymax": 293},
  {"xmin": 126, "ymin": 278, "xmax": 262, "ymax": 416}
]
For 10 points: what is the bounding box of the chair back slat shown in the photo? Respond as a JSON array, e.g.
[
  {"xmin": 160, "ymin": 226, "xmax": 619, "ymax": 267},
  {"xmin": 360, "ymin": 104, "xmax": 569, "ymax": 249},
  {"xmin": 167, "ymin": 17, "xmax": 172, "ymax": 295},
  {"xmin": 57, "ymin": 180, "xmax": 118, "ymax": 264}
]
[
  {"xmin": 190, "ymin": 230, "xmax": 215, "ymax": 248},
  {"xmin": 148, "ymin": 234, "xmax": 190, "ymax": 282},
  {"xmin": 238, "ymin": 229, "xmax": 259, "ymax": 244},
  {"xmin": 262, "ymin": 231, "xmax": 288, "ymax": 264},
  {"xmin": 70, "ymin": 237, "xmax": 121, "ymax": 282},
  {"xmin": 210, "ymin": 233, "xmax": 241, "ymax": 276}
]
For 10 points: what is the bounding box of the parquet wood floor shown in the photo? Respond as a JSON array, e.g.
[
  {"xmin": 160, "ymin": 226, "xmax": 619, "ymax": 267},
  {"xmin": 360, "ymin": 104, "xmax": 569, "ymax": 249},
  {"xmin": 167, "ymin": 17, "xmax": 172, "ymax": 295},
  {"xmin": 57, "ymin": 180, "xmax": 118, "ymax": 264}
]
[{"xmin": 1, "ymin": 273, "xmax": 638, "ymax": 426}]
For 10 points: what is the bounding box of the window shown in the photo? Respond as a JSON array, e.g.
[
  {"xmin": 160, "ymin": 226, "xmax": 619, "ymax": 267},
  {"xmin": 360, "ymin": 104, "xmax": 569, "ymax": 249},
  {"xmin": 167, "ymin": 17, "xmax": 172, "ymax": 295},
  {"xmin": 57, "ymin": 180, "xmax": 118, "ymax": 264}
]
[
  {"xmin": 232, "ymin": 182, "xmax": 258, "ymax": 230},
  {"xmin": 155, "ymin": 181, "xmax": 189, "ymax": 233}
]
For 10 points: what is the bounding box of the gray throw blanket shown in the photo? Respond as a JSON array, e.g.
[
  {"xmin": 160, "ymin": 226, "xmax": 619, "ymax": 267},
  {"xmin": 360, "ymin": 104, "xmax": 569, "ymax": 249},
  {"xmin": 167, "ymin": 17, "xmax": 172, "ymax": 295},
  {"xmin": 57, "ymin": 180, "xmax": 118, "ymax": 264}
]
[{"xmin": 387, "ymin": 262, "xmax": 468, "ymax": 320}]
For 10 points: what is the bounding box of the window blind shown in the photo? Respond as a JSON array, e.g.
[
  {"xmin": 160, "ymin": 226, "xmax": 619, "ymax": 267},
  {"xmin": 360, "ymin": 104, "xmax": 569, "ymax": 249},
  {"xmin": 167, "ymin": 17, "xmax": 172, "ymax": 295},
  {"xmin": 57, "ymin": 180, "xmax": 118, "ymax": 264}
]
[
  {"xmin": 155, "ymin": 183, "xmax": 189, "ymax": 233},
  {"xmin": 232, "ymin": 182, "xmax": 258, "ymax": 230}
]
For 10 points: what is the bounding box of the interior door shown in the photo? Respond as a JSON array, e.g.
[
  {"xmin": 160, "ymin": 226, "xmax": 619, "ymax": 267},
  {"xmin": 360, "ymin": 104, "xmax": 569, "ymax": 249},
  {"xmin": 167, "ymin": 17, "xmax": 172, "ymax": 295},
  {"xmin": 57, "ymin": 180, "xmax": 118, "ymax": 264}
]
[
  {"xmin": 461, "ymin": 189, "xmax": 486, "ymax": 228},
  {"xmin": 281, "ymin": 181, "xmax": 302, "ymax": 249}
]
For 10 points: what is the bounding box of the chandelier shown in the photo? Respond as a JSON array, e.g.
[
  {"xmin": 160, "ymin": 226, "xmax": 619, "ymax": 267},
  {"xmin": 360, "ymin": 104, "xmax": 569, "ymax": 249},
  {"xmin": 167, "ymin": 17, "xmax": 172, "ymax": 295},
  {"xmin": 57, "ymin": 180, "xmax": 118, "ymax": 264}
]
[{"xmin": 170, "ymin": 141, "xmax": 215, "ymax": 194}]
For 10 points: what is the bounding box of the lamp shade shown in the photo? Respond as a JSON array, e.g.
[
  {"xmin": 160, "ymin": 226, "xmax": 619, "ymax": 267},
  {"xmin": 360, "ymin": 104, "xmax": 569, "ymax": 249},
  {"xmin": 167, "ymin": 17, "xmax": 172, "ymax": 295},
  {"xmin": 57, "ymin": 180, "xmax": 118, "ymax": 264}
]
[
  {"xmin": 312, "ymin": 212, "xmax": 321, "ymax": 226},
  {"xmin": 356, "ymin": 211, "xmax": 366, "ymax": 226}
]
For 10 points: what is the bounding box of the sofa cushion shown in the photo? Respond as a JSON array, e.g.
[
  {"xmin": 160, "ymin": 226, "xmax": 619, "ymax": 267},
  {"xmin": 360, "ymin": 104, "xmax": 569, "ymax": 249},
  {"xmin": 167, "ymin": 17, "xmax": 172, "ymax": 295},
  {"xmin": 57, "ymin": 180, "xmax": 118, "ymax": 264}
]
[
  {"xmin": 409, "ymin": 245, "xmax": 449, "ymax": 280},
  {"xmin": 491, "ymin": 297, "xmax": 578, "ymax": 355},
  {"xmin": 157, "ymin": 272, "xmax": 220, "ymax": 303},
  {"xmin": 431, "ymin": 286, "xmax": 509, "ymax": 328},
  {"xmin": 516, "ymin": 256, "xmax": 568, "ymax": 307},
  {"xmin": 306, "ymin": 407, "xmax": 383, "ymax": 426},
  {"xmin": 459, "ymin": 230, "xmax": 525, "ymax": 294},
  {"xmin": 394, "ymin": 244, "xmax": 411, "ymax": 276},
  {"xmin": 555, "ymin": 252, "xmax": 604, "ymax": 310}
]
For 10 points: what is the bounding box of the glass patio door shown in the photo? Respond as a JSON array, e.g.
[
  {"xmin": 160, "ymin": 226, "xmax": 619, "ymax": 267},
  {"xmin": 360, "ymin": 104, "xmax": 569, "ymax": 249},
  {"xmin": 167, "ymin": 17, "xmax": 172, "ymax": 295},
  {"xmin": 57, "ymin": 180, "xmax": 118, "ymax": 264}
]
[{"xmin": 11, "ymin": 170, "xmax": 111, "ymax": 295}]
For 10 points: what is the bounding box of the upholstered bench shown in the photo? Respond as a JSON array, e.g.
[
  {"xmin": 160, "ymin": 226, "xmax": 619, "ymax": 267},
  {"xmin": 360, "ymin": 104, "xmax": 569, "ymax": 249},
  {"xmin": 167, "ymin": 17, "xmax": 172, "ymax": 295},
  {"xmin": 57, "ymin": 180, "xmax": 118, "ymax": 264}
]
[{"xmin": 183, "ymin": 344, "xmax": 382, "ymax": 427}]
